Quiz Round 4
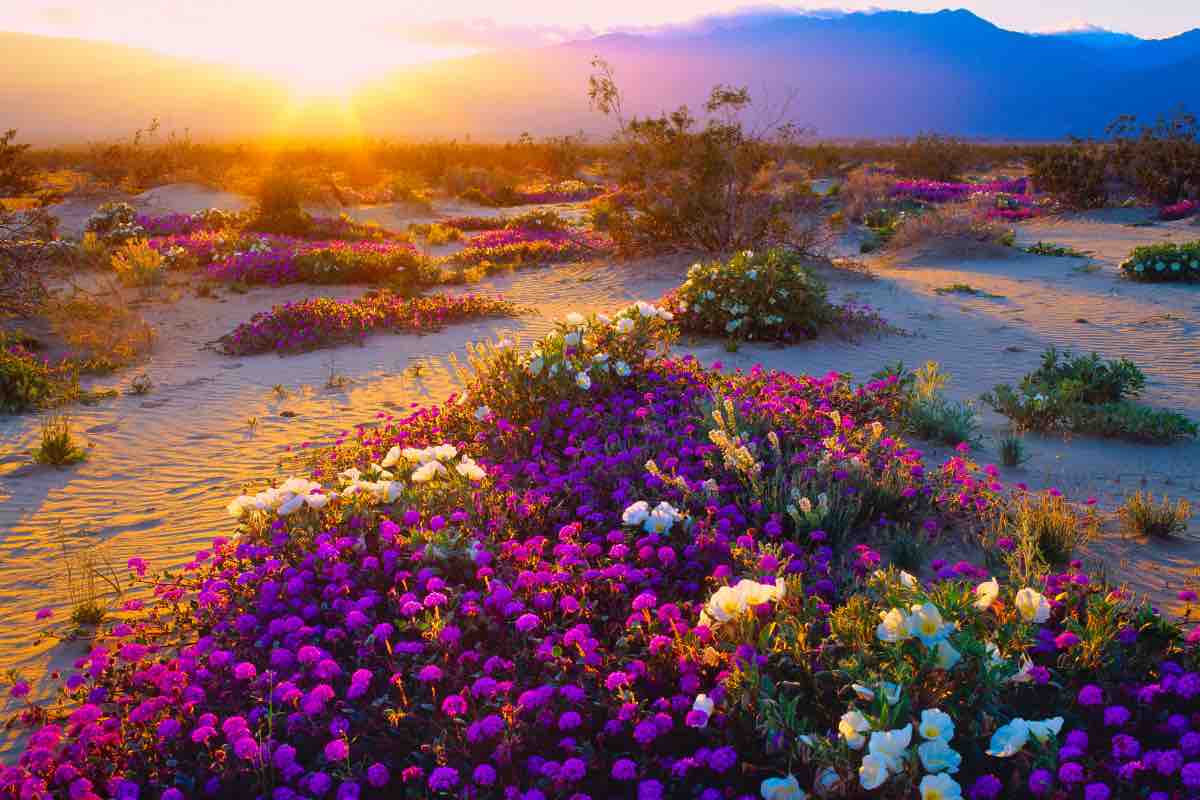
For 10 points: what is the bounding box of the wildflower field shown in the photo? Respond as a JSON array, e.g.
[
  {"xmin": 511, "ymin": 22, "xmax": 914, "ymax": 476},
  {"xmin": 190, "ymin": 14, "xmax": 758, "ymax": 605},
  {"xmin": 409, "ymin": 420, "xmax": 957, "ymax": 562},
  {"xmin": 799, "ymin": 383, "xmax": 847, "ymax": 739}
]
[{"xmin": 6, "ymin": 304, "xmax": 1200, "ymax": 800}]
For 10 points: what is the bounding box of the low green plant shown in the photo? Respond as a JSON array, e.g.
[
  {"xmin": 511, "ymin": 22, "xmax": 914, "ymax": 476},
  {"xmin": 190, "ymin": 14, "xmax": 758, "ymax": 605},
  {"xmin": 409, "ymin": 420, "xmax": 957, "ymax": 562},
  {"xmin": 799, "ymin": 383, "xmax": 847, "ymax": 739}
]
[
  {"xmin": 33, "ymin": 413, "xmax": 87, "ymax": 465},
  {"xmin": 1120, "ymin": 240, "xmax": 1200, "ymax": 282},
  {"xmin": 934, "ymin": 283, "xmax": 1004, "ymax": 299},
  {"xmin": 886, "ymin": 526, "xmax": 927, "ymax": 573},
  {"xmin": 1118, "ymin": 491, "xmax": 1192, "ymax": 539},
  {"xmin": 1025, "ymin": 241, "xmax": 1089, "ymax": 258},
  {"xmin": 896, "ymin": 361, "xmax": 979, "ymax": 446},
  {"xmin": 998, "ymin": 434, "xmax": 1030, "ymax": 467}
]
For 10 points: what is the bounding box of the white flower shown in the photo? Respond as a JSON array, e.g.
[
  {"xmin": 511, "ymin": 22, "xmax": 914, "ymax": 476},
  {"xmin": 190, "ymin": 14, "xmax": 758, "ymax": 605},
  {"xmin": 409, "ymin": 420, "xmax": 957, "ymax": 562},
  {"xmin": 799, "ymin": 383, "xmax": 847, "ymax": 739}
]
[
  {"xmin": 918, "ymin": 709, "xmax": 954, "ymax": 742},
  {"xmin": 985, "ymin": 718, "xmax": 1029, "ymax": 757},
  {"xmin": 565, "ymin": 312, "xmax": 585, "ymax": 326},
  {"xmin": 616, "ymin": 317, "xmax": 635, "ymax": 334},
  {"xmin": 455, "ymin": 457, "xmax": 486, "ymax": 482},
  {"xmin": 917, "ymin": 740, "xmax": 962, "ymax": 774},
  {"xmin": 1014, "ymin": 587, "xmax": 1051, "ymax": 623},
  {"xmin": 380, "ymin": 446, "xmax": 402, "ymax": 468},
  {"xmin": 867, "ymin": 724, "xmax": 912, "ymax": 772},
  {"xmin": 858, "ymin": 754, "xmax": 890, "ymax": 791},
  {"xmin": 564, "ymin": 331, "xmax": 581, "ymax": 347},
  {"xmin": 597, "ymin": 313, "xmax": 612, "ymax": 324},
  {"xmin": 432, "ymin": 444, "xmax": 458, "ymax": 461},
  {"xmin": 935, "ymin": 640, "xmax": 962, "ymax": 670},
  {"xmin": 760, "ymin": 775, "xmax": 806, "ymax": 800},
  {"xmin": 635, "ymin": 301, "xmax": 657, "ymax": 318},
  {"xmin": 1026, "ymin": 717, "xmax": 1063, "ymax": 743},
  {"xmin": 876, "ymin": 608, "xmax": 911, "ymax": 642},
  {"xmin": 622, "ymin": 501, "xmax": 650, "ymax": 527},
  {"xmin": 614, "ymin": 360, "xmax": 632, "ymax": 377},
  {"xmin": 474, "ymin": 406, "xmax": 491, "ymax": 421},
  {"xmin": 899, "ymin": 571, "xmax": 918, "ymax": 588},
  {"xmin": 906, "ymin": 603, "xmax": 954, "ymax": 646},
  {"xmin": 919, "ymin": 773, "xmax": 962, "ymax": 800},
  {"xmin": 974, "ymin": 578, "xmax": 999, "ymax": 610},
  {"xmin": 304, "ymin": 492, "xmax": 329, "ymax": 510},
  {"xmin": 701, "ymin": 585, "xmax": 743, "ymax": 625},
  {"xmin": 411, "ymin": 460, "xmax": 447, "ymax": 483},
  {"xmin": 226, "ymin": 495, "xmax": 255, "ymax": 517},
  {"xmin": 839, "ymin": 710, "xmax": 871, "ymax": 750},
  {"xmin": 691, "ymin": 694, "xmax": 714, "ymax": 726},
  {"xmin": 644, "ymin": 501, "xmax": 681, "ymax": 534},
  {"xmin": 277, "ymin": 494, "xmax": 305, "ymax": 516},
  {"xmin": 575, "ymin": 371, "xmax": 592, "ymax": 390}
]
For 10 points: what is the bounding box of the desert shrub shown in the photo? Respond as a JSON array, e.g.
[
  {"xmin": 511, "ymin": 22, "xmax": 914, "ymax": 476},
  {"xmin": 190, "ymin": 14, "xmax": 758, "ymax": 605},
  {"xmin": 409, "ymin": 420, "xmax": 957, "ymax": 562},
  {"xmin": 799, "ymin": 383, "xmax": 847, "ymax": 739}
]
[
  {"xmin": 588, "ymin": 61, "xmax": 813, "ymax": 253},
  {"xmin": 1029, "ymin": 140, "xmax": 1109, "ymax": 209},
  {"xmin": 840, "ymin": 168, "xmax": 897, "ymax": 222},
  {"xmin": 1025, "ymin": 241, "xmax": 1088, "ymax": 258},
  {"xmin": 422, "ymin": 223, "xmax": 463, "ymax": 246},
  {"xmin": 661, "ymin": 248, "xmax": 890, "ymax": 344},
  {"xmin": 893, "ymin": 133, "xmax": 972, "ymax": 181},
  {"xmin": 1118, "ymin": 491, "xmax": 1192, "ymax": 539},
  {"xmin": 33, "ymin": 413, "xmax": 87, "ymax": 466},
  {"xmin": 983, "ymin": 348, "xmax": 1196, "ymax": 442},
  {"xmin": 1120, "ymin": 240, "xmax": 1200, "ymax": 282},
  {"xmin": 1108, "ymin": 108, "xmax": 1200, "ymax": 205},
  {"xmin": 44, "ymin": 290, "xmax": 155, "ymax": 373},
  {"xmin": 0, "ymin": 335, "xmax": 77, "ymax": 413},
  {"xmin": 247, "ymin": 171, "xmax": 312, "ymax": 235},
  {"xmin": 505, "ymin": 208, "xmax": 570, "ymax": 232},
  {"xmin": 885, "ymin": 205, "xmax": 1013, "ymax": 251},
  {"xmin": 0, "ymin": 128, "xmax": 37, "ymax": 196},
  {"xmin": 1, "ymin": 207, "xmax": 63, "ymax": 316},
  {"xmin": 110, "ymin": 239, "xmax": 165, "ymax": 287}
]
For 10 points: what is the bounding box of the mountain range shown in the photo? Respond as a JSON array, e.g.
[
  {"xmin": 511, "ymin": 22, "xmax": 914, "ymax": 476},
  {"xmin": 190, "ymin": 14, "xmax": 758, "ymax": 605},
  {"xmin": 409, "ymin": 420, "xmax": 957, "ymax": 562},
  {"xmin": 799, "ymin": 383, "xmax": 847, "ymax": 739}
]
[{"xmin": 3, "ymin": 8, "xmax": 1199, "ymax": 143}]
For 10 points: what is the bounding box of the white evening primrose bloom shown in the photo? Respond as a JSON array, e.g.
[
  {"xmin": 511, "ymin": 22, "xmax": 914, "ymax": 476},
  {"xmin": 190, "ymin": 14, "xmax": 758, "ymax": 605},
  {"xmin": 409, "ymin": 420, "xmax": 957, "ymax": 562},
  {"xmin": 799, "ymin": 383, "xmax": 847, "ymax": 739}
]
[
  {"xmin": 868, "ymin": 724, "xmax": 912, "ymax": 772},
  {"xmin": 1014, "ymin": 587, "xmax": 1051, "ymax": 623},
  {"xmin": 339, "ymin": 466, "xmax": 363, "ymax": 482},
  {"xmin": 760, "ymin": 775, "xmax": 806, "ymax": 800},
  {"xmin": 614, "ymin": 360, "xmax": 632, "ymax": 377},
  {"xmin": 919, "ymin": 773, "xmax": 962, "ymax": 800},
  {"xmin": 277, "ymin": 493, "xmax": 305, "ymax": 516},
  {"xmin": 899, "ymin": 570, "xmax": 918, "ymax": 588},
  {"xmin": 226, "ymin": 495, "xmax": 255, "ymax": 517},
  {"xmin": 692, "ymin": 694, "xmax": 714, "ymax": 725},
  {"xmin": 1026, "ymin": 717, "xmax": 1063, "ymax": 743},
  {"xmin": 917, "ymin": 740, "xmax": 962, "ymax": 774},
  {"xmin": 304, "ymin": 492, "xmax": 330, "ymax": 510},
  {"xmin": 918, "ymin": 709, "xmax": 955, "ymax": 742},
  {"xmin": 622, "ymin": 501, "xmax": 650, "ymax": 527},
  {"xmin": 906, "ymin": 603, "xmax": 954, "ymax": 646},
  {"xmin": 411, "ymin": 460, "xmax": 447, "ymax": 483},
  {"xmin": 616, "ymin": 317, "xmax": 635, "ymax": 334},
  {"xmin": 380, "ymin": 446, "xmax": 402, "ymax": 468},
  {"xmin": 644, "ymin": 501, "xmax": 681, "ymax": 534},
  {"xmin": 859, "ymin": 753, "xmax": 890, "ymax": 791},
  {"xmin": 876, "ymin": 608, "xmax": 911, "ymax": 643},
  {"xmin": 635, "ymin": 301, "xmax": 657, "ymax": 318},
  {"xmin": 974, "ymin": 578, "xmax": 999, "ymax": 610},
  {"xmin": 575, "ymin": 371, "xmax": 592, "ymax": 390},
  {"xmin": 736, "ymin": 578, "xmax": 785, "ymax": 607},
  {"xmin": 986, "ymin": 718, "xmax": 1029, "ymax": 757},
  {"xmin": 432, "ymin": 444, "xmax": 458, "ymax": 461},
  {"xmin": 839, "ymin": 710, "xmax": 871, "ymax": 750},
  {"xmin": 456, "ymin": 457, "xmax": 486, "ymax": 482}
]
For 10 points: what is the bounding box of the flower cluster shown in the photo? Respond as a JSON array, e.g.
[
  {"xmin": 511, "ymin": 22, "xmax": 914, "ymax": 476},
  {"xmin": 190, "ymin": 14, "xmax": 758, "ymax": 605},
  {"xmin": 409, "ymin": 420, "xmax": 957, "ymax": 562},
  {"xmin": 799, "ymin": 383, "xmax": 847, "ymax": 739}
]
[
  {"xmin": 515, "ymin": 180, "xmax": 606, "ymax": 205},
  {"xmin": 135, "ymin": 209, "xmax": 240, "ymax": 237},
  {"xmin": 1159, "ymin": 199, "xmax": 1198, "ymax": 221},
  {"xmin": 890, "ymin": 178, "xmax": 1029, "ymax": 204},
  {"xmin": 217, "ymin": 291, "xmax": 520, "ymax": 355},
  {"xmin": 984, "ymin": 193, "xmax": 1046, "ymax": 222},
  {"xmin": 204, "ymin": 236, "xmax": 433, "ymax": 286},
  {"xmin": 5, "ymin": 323, "xmax": 1198, "ymax": 800},
  {"xmin": 1120, "ymin": 240, "xmax": 1200, "ymax": 283},
  {"xmin": 83, "ymin": 202, "xmax": 144, "ymax": 243},
  {"xmin": 447, "ymin": 227, "xmax": 611, "ymax": 268},
  {"xmin": 661, "ymin": 248, "xmax": 889, "ymax": 342}
]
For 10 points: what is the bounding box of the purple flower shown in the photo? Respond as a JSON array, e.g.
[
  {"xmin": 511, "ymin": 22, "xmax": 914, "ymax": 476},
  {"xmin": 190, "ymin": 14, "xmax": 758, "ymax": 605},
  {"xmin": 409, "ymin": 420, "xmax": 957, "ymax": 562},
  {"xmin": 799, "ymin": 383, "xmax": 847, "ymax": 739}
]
[
  {"xmin": 1078, "ymin": 684, "xmax": 1103, "ymax": 706},
  {"xmin": 612, "ymin": 759, "xmax": 638, "ymax": 781},
  {"xmin": 1084, "ymin": 783, "xmax": 1110, "ymax": 800},
  {"xmin": 1028, "ymin": 769, "xmax": 1053, "ymax": 795},
  {"xmin": 324, "ymin": 739, "xmax": 348, "ymax": 762},
  {"xmin": 969, "ymin": 775, "xmax": 1002, "ymax": 800},
  {"xmin": 429, "ymin": 767, "xmax": 459, "ymax": 791}
]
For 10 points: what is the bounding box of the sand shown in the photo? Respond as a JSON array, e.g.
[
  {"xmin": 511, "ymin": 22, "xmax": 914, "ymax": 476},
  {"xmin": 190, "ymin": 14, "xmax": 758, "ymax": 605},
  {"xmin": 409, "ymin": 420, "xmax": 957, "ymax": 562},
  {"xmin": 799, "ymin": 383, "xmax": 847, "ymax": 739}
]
[{"xmin": 3, "ymin": 187, "xmax": 1199, "ymax": 745}]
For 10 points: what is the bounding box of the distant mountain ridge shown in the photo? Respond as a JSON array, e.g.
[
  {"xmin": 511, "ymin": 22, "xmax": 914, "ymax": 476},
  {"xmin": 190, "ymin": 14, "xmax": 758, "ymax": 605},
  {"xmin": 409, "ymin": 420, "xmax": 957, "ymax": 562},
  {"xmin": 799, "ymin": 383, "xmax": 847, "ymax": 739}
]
[{"xmin": 3, "ymin": 9, "xmax": 1199, "ymax": 143}]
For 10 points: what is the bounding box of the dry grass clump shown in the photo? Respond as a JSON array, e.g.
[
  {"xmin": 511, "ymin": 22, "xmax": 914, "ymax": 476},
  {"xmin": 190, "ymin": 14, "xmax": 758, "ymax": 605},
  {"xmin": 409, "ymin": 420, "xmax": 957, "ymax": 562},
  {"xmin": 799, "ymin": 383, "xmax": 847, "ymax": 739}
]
[
  {"xmin": 1118, "ymin": 491, "xmax": 1192, "ymax": 539},
  {"xmin": 45, "ymin": 288, "xmax": 155, "ymax": 373},
  {"xmin": 887, "ymin": 205, "xmax": 1013, "ymax": 254},
  {"xmin": 33, "ymin": 413, "xmax": 87, "ymax": 466}
]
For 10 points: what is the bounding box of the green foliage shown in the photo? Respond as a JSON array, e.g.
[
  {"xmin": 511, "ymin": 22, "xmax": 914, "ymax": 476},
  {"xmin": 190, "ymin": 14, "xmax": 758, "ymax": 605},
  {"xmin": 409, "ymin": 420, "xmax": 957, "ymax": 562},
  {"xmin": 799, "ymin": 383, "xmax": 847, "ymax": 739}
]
[
  {"xmin": 982, "ymin": 348, "xmax": 1196, "ymax": 443},
  {"xmin": 993, "ymin": 490, "xmax": 1098, "ymax": 575},
  {"xmin": 1118, "ymin": 491, "xmax": 1192, "ymax": 539},
  {"xmin": 33, "ymin": 413, "xmax": 87, "ymax": 466},
  {"xmin": 1029, "ymin": 140, "xmax": 1109, "ymax": 209},
  {"xmin": 292, "ymin": 246, "xmax": 437, "ymax": 290},
  {"xmin": 1025, "ymin": 241, "xmax": 1089, "ymax": 258},
  {"xmin": 998, "ymin": 434, "xmax": 1029, "ymax": 468},
  {"xmin": 893, "ymin": 361, "xmax": 979, "ymax": 446},
  {"xmin": 1, "ymin": 335, "xmax": 81, "ymax": 414},
  {"xmin": 1120, "ymin": 240, "xmax": 1200, "ymax": 282}
]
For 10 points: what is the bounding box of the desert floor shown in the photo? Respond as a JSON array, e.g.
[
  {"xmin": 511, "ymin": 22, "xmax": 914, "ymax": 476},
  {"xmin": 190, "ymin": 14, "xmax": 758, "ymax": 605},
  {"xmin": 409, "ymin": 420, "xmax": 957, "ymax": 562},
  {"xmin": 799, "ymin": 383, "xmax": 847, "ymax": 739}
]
[{"xmin": 2, "ymin": 185, "xmax": 1198, "ymax": 740}]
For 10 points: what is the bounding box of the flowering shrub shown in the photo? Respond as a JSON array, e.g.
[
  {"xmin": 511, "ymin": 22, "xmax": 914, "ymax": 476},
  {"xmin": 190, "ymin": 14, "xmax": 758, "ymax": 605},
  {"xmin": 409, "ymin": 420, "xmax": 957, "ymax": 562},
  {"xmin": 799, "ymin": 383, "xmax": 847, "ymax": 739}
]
[
  {"xmin": 135, "ymin": 209, "xmax": 241, "ymax": 237},
  {"xmin": 217, "ymin": 292, "xmax": 521, "ymax": 355},
  {"xmin": 1, "ymin": 334, "xmax": 79, "ymax": 413},
  {"xmin": 515, "ymin": 180, "xmax": 605, "ymax": 205},
  {"xmin": 110, "ymin": 240, "xmax": 165, "ymax": 287},
  {"xmin": 1159, "ymin": 200, "xmax": 1198, "ymax": 221},
  {"xmin": 1120, "ymin": 241, "xmax": 1200, "ymax": 282},
  {"xmin": 83, "ymin": 202, "xmax": 144, "ymax": 244},
  {"xmin": 984, "ymin": 193, "xmax": 1046, "ymax": 222},
  {"xmin": 6, "ymin": 318, "xmax": 1200, "ymax": 800},
  {"xmin": 662, "ymin": 249, "xmax": 842, "ymax": 342}
]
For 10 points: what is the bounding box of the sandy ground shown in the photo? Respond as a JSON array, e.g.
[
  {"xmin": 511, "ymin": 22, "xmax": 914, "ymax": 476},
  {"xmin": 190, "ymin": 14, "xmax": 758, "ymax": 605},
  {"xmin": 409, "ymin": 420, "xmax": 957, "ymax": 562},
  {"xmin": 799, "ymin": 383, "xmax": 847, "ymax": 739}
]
[{"xmin": 3, "ymin": 187, "xmax": 1199, "ymax": 744}]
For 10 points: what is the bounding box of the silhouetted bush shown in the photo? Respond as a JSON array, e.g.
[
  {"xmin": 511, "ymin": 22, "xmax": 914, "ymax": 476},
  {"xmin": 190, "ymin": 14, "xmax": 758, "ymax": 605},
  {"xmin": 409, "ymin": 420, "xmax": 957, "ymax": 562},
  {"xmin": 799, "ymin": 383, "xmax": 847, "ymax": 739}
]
[{"xmin": 1029, "ymin": 140, "xmax": 1109, "ymax": 209}]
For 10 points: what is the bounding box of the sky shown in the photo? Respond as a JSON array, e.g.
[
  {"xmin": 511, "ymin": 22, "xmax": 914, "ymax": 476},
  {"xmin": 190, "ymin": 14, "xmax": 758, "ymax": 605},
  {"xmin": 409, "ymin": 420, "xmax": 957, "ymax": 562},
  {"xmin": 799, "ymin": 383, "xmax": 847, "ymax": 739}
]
[{"xmin": 6, "ymin": 1, "xmax": 1198, "ymax": 92}]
